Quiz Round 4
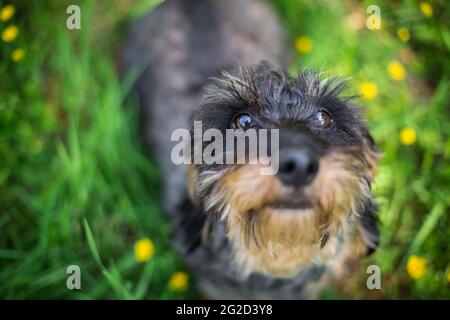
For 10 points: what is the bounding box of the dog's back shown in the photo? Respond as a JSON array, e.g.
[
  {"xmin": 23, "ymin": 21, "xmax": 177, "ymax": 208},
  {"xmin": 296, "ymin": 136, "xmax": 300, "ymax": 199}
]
[{"xmin": 124, "ymin": 0, "xmax": 285, "ymax": 213}]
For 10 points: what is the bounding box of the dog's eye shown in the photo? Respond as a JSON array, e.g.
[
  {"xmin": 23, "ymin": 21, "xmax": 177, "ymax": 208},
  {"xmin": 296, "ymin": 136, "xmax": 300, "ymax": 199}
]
[
  {"xmin": 315, "ymin": 110, "xmax": 333, "ymax": 129},
  {"xmin": 233, "ymin": 113, "xmax": 253, "ymax": 131}
]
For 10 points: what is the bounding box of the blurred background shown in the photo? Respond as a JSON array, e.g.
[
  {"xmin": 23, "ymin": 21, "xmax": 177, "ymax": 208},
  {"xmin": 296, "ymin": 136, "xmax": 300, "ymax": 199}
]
[{"xmin": 0, "ymin": 0, "xmax": 449, "ymax": 299}]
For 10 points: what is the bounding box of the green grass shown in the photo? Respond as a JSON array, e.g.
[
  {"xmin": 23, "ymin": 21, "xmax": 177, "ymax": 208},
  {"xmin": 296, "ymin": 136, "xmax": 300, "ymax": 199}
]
[
  {"xmin": 0, "ymin": 0, "xmax": 449, "ymax": 299},
  {"xmin": 0, "ymin": 0, "xmax": 195, "ymax": 299}
]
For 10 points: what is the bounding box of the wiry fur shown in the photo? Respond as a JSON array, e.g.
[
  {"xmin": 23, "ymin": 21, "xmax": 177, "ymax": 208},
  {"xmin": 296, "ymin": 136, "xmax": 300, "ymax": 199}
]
[
  {"xmin": 186, "ymin": 65, "xmax": 379, "ymax": 297},
  {"xmin": 125, "ymin": 0, "xmax": 379, "ymax": 299},
  {"xmin": 193, "ymin": 151, "xmax": 371, "ymax": 277}
]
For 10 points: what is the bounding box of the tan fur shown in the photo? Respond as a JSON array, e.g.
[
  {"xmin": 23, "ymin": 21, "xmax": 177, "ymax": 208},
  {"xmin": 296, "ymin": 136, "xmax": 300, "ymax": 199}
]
[
  {"xmin": 196, "ymin": 148, "xmax": 372, "ymax": 277},
  {"xmin": 362, "ymin": 144, "xmax": 379, "ymax": 179},
  {"xmin": 187, "ymin": 164, "xmax": 199, "ymax": 203}
]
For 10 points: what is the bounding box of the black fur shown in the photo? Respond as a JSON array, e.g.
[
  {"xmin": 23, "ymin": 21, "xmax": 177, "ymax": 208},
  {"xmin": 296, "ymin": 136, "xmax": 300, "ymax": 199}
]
[{"xmin": 124, "ymin": 0, "xmax": 379, "ymax": 299}]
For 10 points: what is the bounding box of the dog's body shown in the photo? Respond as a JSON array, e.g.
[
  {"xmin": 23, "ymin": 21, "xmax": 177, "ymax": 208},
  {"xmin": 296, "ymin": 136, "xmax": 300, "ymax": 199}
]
[{"xmin": 125, "ymin": 0, "xmax": 379, "ymax": 299}]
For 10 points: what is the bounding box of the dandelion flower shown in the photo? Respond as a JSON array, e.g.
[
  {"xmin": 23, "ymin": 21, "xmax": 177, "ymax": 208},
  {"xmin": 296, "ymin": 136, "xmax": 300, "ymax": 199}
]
[
  {"xmin": 400, "ymin": 128, "xmax": 416, "ymax": 145},
  {"xmin": 419, "ymin": 2, "xmax": 433, "ymax": 17},
  {"xmin": 168, "ymin": 272, "xmax": 189, "ymax": 292},
  {"xmin": 295, "ymin": 36, "xmax": 313, "ymax": 54},
  {"xmin": 134, "ymin": 238, "xmax": 155, "ymax": 263},
  {"xmin": 387, "ymin": 60, "xmax": 406, "ymax": 81},
  {"xmin": 11, "ymin": 48, "xmax": 25, "ymax": 62},
  {"xmin": 2, "ymin": 25, "xmax": 19, "ymax": 42},
  {"xmin": 447, "ymin": 272, "xmax": 450, "ymax": 283},
  {"xmin": 0, "ymin": 5, "xmax": 15, "ymax": 22},
  {"xmin": 406, "ymin": 255, "xmax": 427, "ymax": 279},
  {"xmin": 397, "ymin": 28, "xmax": 410, "ymax": 42},
  {"xmin": 359, "ymin": 81, "xmax": 378, "ymax": 100}
]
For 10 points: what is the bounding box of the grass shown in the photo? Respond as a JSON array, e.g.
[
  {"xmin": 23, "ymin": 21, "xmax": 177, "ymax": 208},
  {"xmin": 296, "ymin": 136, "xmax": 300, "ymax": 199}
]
[
  {"xmin": 0, "ymin": 0, "xmax": 194, "ymax": 299},
  {"xmin": 0, "ymin": 0, "xmax": 448, "ymax": 299}
]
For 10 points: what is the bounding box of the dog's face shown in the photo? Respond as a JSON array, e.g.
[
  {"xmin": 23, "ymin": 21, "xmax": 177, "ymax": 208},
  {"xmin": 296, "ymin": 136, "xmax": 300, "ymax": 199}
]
[{"xmin": 188, "ymin": 63, "xmax": 379, "ymax": 277}]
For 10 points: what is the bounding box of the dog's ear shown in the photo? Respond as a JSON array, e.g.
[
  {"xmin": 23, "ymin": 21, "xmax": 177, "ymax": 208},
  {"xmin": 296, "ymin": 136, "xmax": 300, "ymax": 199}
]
[{"xmin": 358, "ymin": 201, "xmax": 380, "ymax": 255}]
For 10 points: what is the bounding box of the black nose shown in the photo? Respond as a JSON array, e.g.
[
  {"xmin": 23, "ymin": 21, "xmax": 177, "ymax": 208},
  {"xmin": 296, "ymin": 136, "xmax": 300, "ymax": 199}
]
[{"xmin": 277, "ymin": 150, "xmax": 319, "ymax": 188}]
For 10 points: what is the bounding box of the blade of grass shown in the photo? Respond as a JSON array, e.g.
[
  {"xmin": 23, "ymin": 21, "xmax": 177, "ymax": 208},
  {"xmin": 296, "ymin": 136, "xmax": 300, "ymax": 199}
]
[
  {"xmin": 406, "ymin": 203, "xmax": 446, "ymax": 257},
  {"xmin": 134, "ymin": 261, "xmax": 154, "ymax": 299},
  {"xmin": 83, "ymin": 218, "xmax": 104, "ymax": 270},
  {"xmin": 83, "ymin": 218, "xmax": 134, "ymax": 299}
]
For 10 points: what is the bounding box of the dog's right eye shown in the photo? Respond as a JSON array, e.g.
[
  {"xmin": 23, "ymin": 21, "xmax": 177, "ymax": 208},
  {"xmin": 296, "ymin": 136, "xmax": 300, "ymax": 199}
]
[
  {"xmin": 233, "ymin": 113, "xmax": 253, "ymax": 131},
  {"xmin": 315, "ymin": 110, "xmax": 334, "ymax": 129}
]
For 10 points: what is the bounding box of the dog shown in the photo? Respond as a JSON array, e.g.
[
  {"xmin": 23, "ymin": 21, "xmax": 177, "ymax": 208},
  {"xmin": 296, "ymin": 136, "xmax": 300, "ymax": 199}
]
[{"xmin": 124, "ymin": 0, "xmax": 379, "ymax": 299}]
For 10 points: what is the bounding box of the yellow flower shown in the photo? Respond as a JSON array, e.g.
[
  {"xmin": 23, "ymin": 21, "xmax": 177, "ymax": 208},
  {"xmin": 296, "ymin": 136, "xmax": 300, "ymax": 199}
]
[
  {"xmin": 11, "ymin": 48, "xmax": 25, "ymax": 62},
  {"xmin": 295, "ymin": 35, "xmax": 313, "ymax": 54},
  {"xmin": 400, "ymin": 127, "xmax": 416, "ymax": 145},
  {"xmin": 387, "ymin": 60, "xmax": 406, "ymax": 81},
  {"xmin": 407, "ymin": 255, "xmax": 427, "ymax": 279},
  {"xmin": 447, "ymin": 272, "xmax": 450, "ymax": 283},
  {"xmin": 419, "ymin": 2, "xmax": 433, "ymax": 17},
  {"xmin": 2, "ymin": 25, "xmax": 19, "ymax": 42},
  {"xmin": 134, "ymin": 238, "xmax": 155, "ymax": 263},
  {"xmin": 359, "ymin": 81, "xmax": 378, "ymax": 100},
  {"xmin": 0, "ymin": 5, "xmax": 15, "ymax": 22},
  {"xmin": 397, "ymin": 28, "xmax": 410, "ymax": 42},
  {"xmin": 168, "ymin": 272, "xmax": 189, "ymax": 292}
]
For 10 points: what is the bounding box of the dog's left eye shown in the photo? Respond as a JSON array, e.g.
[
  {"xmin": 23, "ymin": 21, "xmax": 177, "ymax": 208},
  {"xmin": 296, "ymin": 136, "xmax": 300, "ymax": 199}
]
[
  {"xmin": 233, "ymin": 113, "xmax": 253, "ymax": 131},
  {"xmin": 315, "ymin": 110, "xmax": 334, "ymax": 129}
]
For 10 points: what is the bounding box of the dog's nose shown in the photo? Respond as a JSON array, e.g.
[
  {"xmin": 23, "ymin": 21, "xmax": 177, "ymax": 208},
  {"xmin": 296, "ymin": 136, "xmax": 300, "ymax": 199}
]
[{"xmin": 277, "ymin": 150, "xmax": 319, "ymax": 188}]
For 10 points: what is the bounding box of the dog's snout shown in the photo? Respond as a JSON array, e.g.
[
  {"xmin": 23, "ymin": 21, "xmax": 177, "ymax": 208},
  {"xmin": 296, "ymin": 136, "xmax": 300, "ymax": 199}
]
[{"xmin": 277, "ymin": 150, "xmax": 319, "ymax": 188}]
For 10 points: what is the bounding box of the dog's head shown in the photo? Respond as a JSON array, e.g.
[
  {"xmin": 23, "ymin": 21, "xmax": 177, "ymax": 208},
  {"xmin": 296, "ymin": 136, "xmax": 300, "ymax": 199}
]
[{"xmin": 187, "ymin": 62, "xmax": 379, "ymax": 277}]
